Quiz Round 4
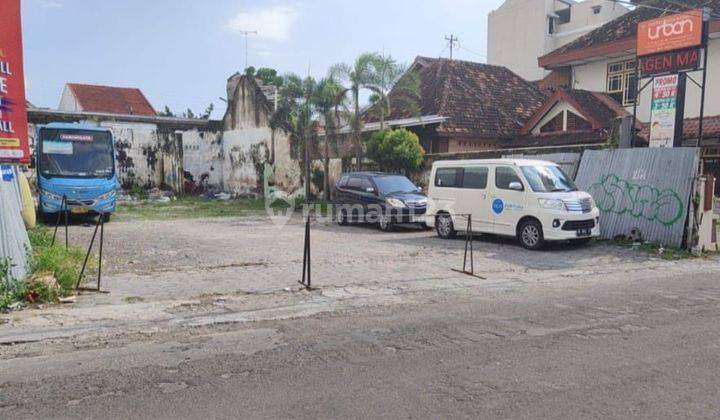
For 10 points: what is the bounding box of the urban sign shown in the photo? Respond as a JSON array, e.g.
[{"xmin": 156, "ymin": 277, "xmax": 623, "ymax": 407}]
[
  {"xmin": 0, "ymin": 0, "xmax": 30, "ymax": 164},
  {"xmin": 637, "ymin": 9, "xmax": 704, "ymax": 57},
  {"xmin": 649, "ymin": 75, "xmax": 680, "ymax": 148},
  {"xmin": 639, "ymin": 48, "xmax": 701, "ymax": 77}
]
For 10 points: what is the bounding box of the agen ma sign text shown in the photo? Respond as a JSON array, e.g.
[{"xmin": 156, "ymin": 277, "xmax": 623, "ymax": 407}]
[
  {"xmin": 639, "ymin": 48, "xmax": 701, "ymax": 76},
  {"xmin": 637, "ymin": 9, "xmax": 703, "ymax": 57},
  {"xmin": 0, "ymin": 0, "xmax": 30, "ymax": 164}
]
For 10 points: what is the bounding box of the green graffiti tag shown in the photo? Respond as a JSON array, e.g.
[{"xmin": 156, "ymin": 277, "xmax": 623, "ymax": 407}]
[{"xmin": 588, "ymin": 174, "xmax": 684, "ymax": 227}]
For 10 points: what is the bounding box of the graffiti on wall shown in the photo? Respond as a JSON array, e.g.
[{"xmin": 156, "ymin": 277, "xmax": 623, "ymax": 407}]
[{"xmin": 588, "ymin": 174, "xmax": 685, "ymax": 227}]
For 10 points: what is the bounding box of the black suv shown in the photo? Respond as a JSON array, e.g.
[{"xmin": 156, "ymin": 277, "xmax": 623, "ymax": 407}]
[{"xmin": 334, "ymin": 172, "xmax": 428, "ymax": 231}]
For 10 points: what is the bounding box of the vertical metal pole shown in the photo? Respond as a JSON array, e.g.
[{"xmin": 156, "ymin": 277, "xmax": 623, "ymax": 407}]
[
  {"xmin": 698, "ymin": 24, "xmax": 709, "ymax": 143},
  {"xmin": 307, "ymin": 216, "xmax": 311, "ymax": 288},
  {"xmin": 631, "ymin": 58, "xmax": 639, "ymax": 148},
  {"xmin": 97, "ymin": 213, "xmax": 104, "ymax": 290},
  {"xmin": 462, "ymin": 215, "xmax": 469, "ymax": 272},
  {"xmin": 301, "ymin": 217, "xmax": 307, "ymax": 286},
  {"xmin": 76, "ymin": 217, "xmax": 100, "ymax": 290},
  {"xmin": 469, "ymin": 215, "xmax": 474, "ymax": 275},
  {"xmin": 52, "ymin": 195, "xmax": 65, "ymax": 246},
  {"xmin": 64, "ymin": 201, "xmax": 69, "ymax": 250}
]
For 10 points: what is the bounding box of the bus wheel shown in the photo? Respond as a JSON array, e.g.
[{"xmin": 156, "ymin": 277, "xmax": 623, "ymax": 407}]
[{"xmin": 101, "ymin": 213, "xmax": 111, "ymax": 223}]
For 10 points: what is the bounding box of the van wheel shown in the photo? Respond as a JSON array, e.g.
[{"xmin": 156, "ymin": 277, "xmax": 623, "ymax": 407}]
[
  {"xmin": 518, "ymin": 219, "xmax": 544, "ymax": 250},
  {"xmin": 436, "ymin": 214, "xmax": 456, "ymax": 239},
  {"xmin": 336, "ymin": 207, "xmax": 348, "ymax": 225}
]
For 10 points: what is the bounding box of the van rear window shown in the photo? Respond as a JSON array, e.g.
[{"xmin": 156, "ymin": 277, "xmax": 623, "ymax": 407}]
[{"xmin": 435, "ymin": 168, "xmax": 460, "ymax": 187}]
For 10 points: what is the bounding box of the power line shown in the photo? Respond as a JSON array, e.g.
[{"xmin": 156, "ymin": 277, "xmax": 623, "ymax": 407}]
[
  {"xmin": 444, "ymin": 34, "xmax": 458, "ymax": 59},
  {"xmin": 604, "ymin": 0, "xmax": 719, "ymax": 20}
]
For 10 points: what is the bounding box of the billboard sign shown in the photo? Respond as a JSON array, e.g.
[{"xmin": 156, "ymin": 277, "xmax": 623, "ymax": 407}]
[
  {"xmin": 637, "ymin": 9, "xmax": 704, "ymax": 57},
  {"xmin": 639, "ymin": 48, "xmax": 701, "ymax": 77},
  {"xmin": 0, "ymin": 0, "xmax": 30, "ymax": 164},
  {"xmin": 649, "ymin": 75, "xmax": 679, "ymax": 148}
]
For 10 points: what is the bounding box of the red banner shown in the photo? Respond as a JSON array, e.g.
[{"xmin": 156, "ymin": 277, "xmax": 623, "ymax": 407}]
[{"xmin": 0, "ymin": 0, "xmax": 30, "ymax": 164}]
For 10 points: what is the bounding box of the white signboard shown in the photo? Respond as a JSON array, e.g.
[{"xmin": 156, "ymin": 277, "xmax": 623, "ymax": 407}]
[{"xmin": 649, "ymin": 74, "xmax": 679, "ymax": 148}]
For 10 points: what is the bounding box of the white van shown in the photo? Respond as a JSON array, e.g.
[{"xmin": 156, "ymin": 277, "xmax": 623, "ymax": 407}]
[{"xmin": 426, "ymin": 159, "xmax": 600, "ymax": 250}]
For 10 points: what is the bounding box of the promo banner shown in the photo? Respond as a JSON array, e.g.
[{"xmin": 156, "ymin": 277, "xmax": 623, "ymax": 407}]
[
  {"xmin": 0, "ymin": 0, "xmax": 30, "ymax": 164},
  {"xmin": 649, "ymin": 75, "xmax": 679, "ymax": 148}
]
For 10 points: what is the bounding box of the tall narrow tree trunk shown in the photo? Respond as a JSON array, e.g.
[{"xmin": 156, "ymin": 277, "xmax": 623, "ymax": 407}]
[
  {"xmin": 323, "ymin": 132, "xmax": 330, "ymax": 202},
  {"xmin": 353, "ymin": 87, "xmax": 363, "ymax": 171}
]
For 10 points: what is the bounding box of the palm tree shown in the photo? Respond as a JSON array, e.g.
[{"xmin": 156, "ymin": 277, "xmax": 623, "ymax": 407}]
[
  {"xmin": 329, "ymin": 53, "xmax": 382, "ymax": 171},
  {"xmin": 270, "ymin": 74, "xmax": 318, "ymax": 200},
  {"xmin": 367, "ymin": 54, "xmax": 421, "ymax": 130},
  {"xmin": 313, "ymin": 76, "xmax": 347, "ymax": 201}
]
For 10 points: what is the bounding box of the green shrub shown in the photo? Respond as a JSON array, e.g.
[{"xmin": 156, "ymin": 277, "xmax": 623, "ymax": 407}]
[
  {"xmin": 366, "ymin": 128, "xmax": 425, "ymax": 174},
  {"xmin": 28, "ymin": 227, "xmax": 87, "ymax": 293}
]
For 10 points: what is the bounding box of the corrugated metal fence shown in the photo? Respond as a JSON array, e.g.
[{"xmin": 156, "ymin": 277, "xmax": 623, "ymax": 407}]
[
  {"xmin": 0, "ymin": 165, "xmax": 30, "ymax": 281},
  {"xmin": 575, "ymin": 148, "xmax": 700, "ymax": 247}
]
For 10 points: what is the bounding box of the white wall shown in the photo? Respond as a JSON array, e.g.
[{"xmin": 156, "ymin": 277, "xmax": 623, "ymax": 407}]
[
  {"xmin": 571, "ymin": 38, "xmax": 720, "ymax": 123},
  {"xmin": 488, "ymin": 0, "xmax": 628, "ymax": 81},
  {"xmin": 58, "ymin": 86, "xmax": 80, "ymax": 112}
]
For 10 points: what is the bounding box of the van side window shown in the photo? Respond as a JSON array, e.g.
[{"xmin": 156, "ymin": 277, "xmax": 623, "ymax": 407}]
[
  {"xmin": 347, "ymin": 176, "xmax": 363, "ymax": 190},
  {"xmin": 495, "ymin": 167, "xmax": 523, "ymax": 190},
  {"xmin": 435, "ymin": 168, "xmax": 460, "ymax": 187},
  {"xmin": 462, "ymin": 167, "xmax": 488, "ymax": 189}
]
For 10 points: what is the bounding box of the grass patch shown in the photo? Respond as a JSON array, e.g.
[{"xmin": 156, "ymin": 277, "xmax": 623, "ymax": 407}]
[
  {"xmin": 123, "ymin": 296, "xmax": 144, "ymax": 303},
  {"xmin": 612, "ymin": 238, "xmax": 695, "ymax": 260},
  {"xmin": 1, "ymin": 227, "xmax": 88, "ymax": 311},
  {"xmin": 114, "ymin": 197, "xmax": 289, "ymax": 221}
]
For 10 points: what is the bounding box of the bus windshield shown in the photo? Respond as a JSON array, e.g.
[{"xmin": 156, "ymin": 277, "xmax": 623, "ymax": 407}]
[{"xmin": 39, "ymin": 128, "xmax": 114, "ymax": 178}]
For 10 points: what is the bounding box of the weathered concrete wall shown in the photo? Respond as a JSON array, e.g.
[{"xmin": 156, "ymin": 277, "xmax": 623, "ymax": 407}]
[
  {"xmin": 182, "ymin": 129, "xmax": 224, "ymax": 191},
  {"xmin": 180, "ymin": 73, "xmax": 302, "ymax": 197},
  {"xmin": 99, "ymin": 121, "xmax": 159, "ymax": 189}
]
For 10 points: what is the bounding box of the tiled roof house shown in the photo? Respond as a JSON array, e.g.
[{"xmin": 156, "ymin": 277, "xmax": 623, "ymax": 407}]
[{"xmin": 59, "ymin": 83, "xmax": 157, "ymax": 116}]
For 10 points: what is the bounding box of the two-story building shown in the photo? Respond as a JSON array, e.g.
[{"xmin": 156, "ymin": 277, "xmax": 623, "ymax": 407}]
[{"xmin": 538, "ymin": 0, "xmax": 720, "ymax": 188}]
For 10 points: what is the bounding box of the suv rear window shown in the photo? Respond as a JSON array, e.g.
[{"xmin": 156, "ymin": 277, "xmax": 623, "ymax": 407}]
[
  {"xmin": 338, "ymin": 175, "xmax": 349, "ymax": 188},
  {"xmin": 435, "ymin": 168, "xmax": 460, "ymax": 187}
]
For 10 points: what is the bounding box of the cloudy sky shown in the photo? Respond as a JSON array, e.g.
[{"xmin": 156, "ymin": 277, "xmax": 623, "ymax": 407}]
[{"xmin": 22, "ymin": 0, "xmax": 504, "ymax": 118}]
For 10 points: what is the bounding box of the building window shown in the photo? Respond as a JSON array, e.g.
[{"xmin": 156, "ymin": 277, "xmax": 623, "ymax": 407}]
[
  {"xmin": 592, "ymin": 6, "xmax": 602, "ymax": 15},
  {"xmin": 540, "ymin": 113, "xmax": 564, "ymax": 133},
  {"xmin": 607, "ymin": 60, "xmax": 637, "ymax": 106},
  {"xmin": 556, "ymin": 8, "xmax": 571, "ymax": 24},
  {"xmin": 566, "ymin": 112, "xmax": 591, "ymax": 130}
]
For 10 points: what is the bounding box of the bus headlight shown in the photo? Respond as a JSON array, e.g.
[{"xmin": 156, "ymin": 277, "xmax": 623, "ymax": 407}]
[
  {"xmin": 41, "ymin": 190, "xmax": 63, "ymax": 202},
  {"xmin": 98, "ymin": 190, "xmax": 116, "ymax": 200},
  {"xmin": 538, "ymin": 198, "xmax": 567, "ymax": 211}
]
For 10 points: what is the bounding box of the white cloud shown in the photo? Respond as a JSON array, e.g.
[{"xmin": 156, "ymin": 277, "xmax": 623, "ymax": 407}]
[
  {"xmin": 225, "ymin": 5, "xmax": 298, "ymax": 42},
  {"xmin": 38, "ymin": 0, "xmax": 63, "ymax": 9}
]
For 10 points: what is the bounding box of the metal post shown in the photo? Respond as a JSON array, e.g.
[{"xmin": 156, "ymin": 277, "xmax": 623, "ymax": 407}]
[
  {"xmin": 300, "ymin": 216, "xmax": 311, "ymax": 289},
  {"xmin": 698, "ymin": 21, "xmax": 710, "ymax": 143},
  {"xmin": 52, "ymin": 195, "xmax": 68, "ymax": 248},
  {"xmin": 451, "ymin": 214, "xmax": 485, "ymax": 279},
  {"xmin": 76, "ymin": 215, "xmax": 101, "ymax": 290},
  {"xmin": 631, "ymin": 58, "xmax": 639, "ymax": 148},
  {"xmin": 97, "ymin": 213, "xmax": 104, "ymax": 290}
]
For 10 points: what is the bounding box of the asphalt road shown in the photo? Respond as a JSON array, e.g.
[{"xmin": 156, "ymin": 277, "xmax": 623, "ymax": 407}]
[{"xmin": 2, "ymin": 266, "xmax": 720, "ymax": 419}]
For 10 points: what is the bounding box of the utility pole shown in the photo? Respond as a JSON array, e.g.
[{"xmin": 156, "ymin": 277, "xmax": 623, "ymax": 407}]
[
  {"xmin": 445, "ymin": 34, "xmax": 458, "ymax": 59},
  {"xmin": 238, "ymin": 30, "xmax": 257, "ymax": 70}
]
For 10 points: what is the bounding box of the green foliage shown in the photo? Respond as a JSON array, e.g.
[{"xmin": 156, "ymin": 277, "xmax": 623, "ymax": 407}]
[
  {"xmin": 160, "ymin": 103, "xmax": 214, "ymax": 120},
  {"xmin": 244, "ymin": 66, "xmax": 256, "ymax": 76},
  {"xmin": 0, "ymin": 257, "xmax": 23, "ymax": 311},
  {"xmin": 366, "ymin": 129, "xmax": 425, "ymax": 174},
  {"xmin": 28, "ymin": 227, "xmax": 86, "ymax": 293},
  {"xmin": 115, "ymin": 197, "xmax": 290, "ymax": 221},
  {"xmin": 159, "ymin": 106, "xmax": 175, "ymax": 117},
  {"xmin": 255, "ymin": 67, "xmax": 284, "ymax": 87},
  {"xmin": 311, "ymin": 167, "xmax": 325, "ymax": 193}
]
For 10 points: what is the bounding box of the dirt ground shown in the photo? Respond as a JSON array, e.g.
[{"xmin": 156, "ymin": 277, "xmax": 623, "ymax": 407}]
[{"xmin": 2, "ymin": 210, "xmax": 718, "ymax": 348}]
